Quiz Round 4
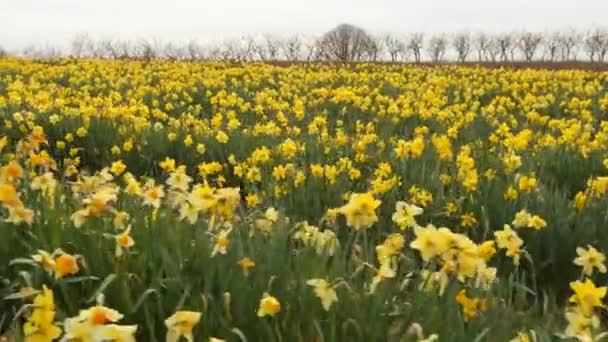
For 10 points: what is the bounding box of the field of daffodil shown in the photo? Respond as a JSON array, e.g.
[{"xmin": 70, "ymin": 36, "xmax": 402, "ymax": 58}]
[{"xmin": 1, "ymin": 58, "xmax": 608, "ymax": 342}]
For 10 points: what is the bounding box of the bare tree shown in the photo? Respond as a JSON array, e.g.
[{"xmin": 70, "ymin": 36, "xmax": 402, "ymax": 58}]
[
  {"xmin": 427, "ymin": 35, "xmax": 447, "ymax": 63},
  {"xmin": 584, "ymin": 28, "xmax": 608, "ymax": 62},
  {"xmin": 584, "ymin": 30, "xmax": 600, "ymax": 62},
  {"xmin": 71, "ymin": 32, "xmax": 93, "ymax": 58},
  {"xmin": 254, "ymin": 43, "xmax": 268, "ymax": 61},
  {"xmin": 486, "ymin": 37, "xmax": 501, "ymax": 62},
  {"xmin": 474, "ymin": 33, "xmax": 491, "ymax": 61},
  {"xmin": 204, "ymin": 43, "xmax": 223, "ymax": 61},
  {"xmin": 264, "ymin": 35, "xmax": 281, "ymax": 60},
  {"xmin": 496, "ymin": 34, "xmax": 514, "ymax": 61},
  {"xmin": 558, "ymin": 30, "xmax": 579, "ymax": 61},
  {"xmin": 115, "ymin": 40, "xmax": 134, "ymax": 59},
  {"xmin": 453, "ymin": 33, "xmax": 471, "ymax": 62},
  {"xmin": 186, "ymin": 39, "xmax": 202, "ymax": 60},
  {"xmin": 383, "ymin": 34, "xmax": 405, "ymax": 62},
  {"xmin": 518, "ymin": 32, "xmax": 543, "ymax": 61},
  {"xmin": 22, "ymin": 45, "xmax": 37, "ymax": 58},
  {"xmin": 362, "ymin": 36, "xmax": 381, "ymax": 61},
  {"xmin": 302, "ymin": 36, "xmax": 319, "ymax": 61},
  {"xmin": 219, "ymin": 39, "xmax": 243, "ymax": 61},
  {"xmin": 280, "ymin": 35, "xmax": 302, "ymax": 61},
  {"xmin": 542, "ymin": 32, "xmax": 560, "ymax": 62},
  {"xmin": 407, "ymin": 33, "xmax": 424, "ymax": 63},
  {"xmin": 240, "ymin": 36, "xmax": 257, "ymax": 61},
  {"xmin": 22, "ymin": 43, "xmax": 62, "ymax": 59},
  {"xmin": 135, "ymin": 38, "xmax": 162, "ymax": 60},
  {"xmin": 93, "ymin": 39, "xmax": 116, "ymax": 59},
  {"xmin": 317, "ymin": 23, "xmax": 376, "ymax": 62},
  {"xmin": 9, "ymin": 26, "xmax": 603, "ymax": 64},
  {"xmin": 0, "ymin": 45, "xmax": 7, "ymax": 57},
  {"xmin": 163, "ymin": 41, "xmax": 185, "ymax": 60}
]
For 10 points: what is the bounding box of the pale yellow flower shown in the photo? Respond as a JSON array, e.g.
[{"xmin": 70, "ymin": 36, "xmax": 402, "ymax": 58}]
[{"xmin": 165, "ymin": 311, "xmax": 202, "ymax": 342}]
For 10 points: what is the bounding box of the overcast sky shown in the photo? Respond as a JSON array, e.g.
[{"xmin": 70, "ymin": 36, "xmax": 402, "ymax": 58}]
[{"xmin": 1, "ymin": 0, "xmax": 606, "ymax": 51}]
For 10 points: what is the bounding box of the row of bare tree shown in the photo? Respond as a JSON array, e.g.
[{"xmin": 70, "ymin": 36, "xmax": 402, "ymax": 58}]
[{"xmin": 3, "ymin": 24, "xmax": 608, "ymax": 63}]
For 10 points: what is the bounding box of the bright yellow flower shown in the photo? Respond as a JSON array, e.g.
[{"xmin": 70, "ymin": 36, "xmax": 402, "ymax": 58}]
[
  {"xmin": 528, "ymin": 215, "xmax": 546, "ymax": 230},
  {"xmin": 165, "ymin": 311, "xmax": 202, "ymax": 342},
  {"xmin": 455, "ymin": 289, "xmax": 486, "ymax": 321},
  {"xmin": 115, "ymin": 226, "xmax": 135, "ymax": 257},
  {"xmin": 511, "ymin": 209, "xmax": 531, "ymax": 228},
  {"xmin": 338, "ymin": 192, "xmax": 381, "ymax": 230},
  {"xmin": 1, "ymin": 161, "xmax": 23, "ymax": 181},
  {"xmin": 510, "ymin": 330, "xmax": 536, "ymax": 342},
  {"xmin": 245, "ymin": 193, "xmax": 259, "ymax": 208},
  {"xmin": 574, "ymin": 191, "xmax": 587, "ymax": 211},
  {"xmin": 184, "ymin": 134, "xmax": 193, "ymax": 146},
  {"xmin": 460, "ymin": 212, "xmax": 477, "ymax": 228},
  {"xmin": 55, "ymin": 252, "xmax": 79, "ymax": 279},
  {"xmin": 23, "ymin": 286, "xmax": 62, "ymax": 342},
  {"xmin": 257, "ymin": 293, "xmax": 281, "ymax": 317},
  {"xmin": 477, "ymin": 241, "xmax": 497, "ymax": 261},
  {"xmin": 504, "ymin": 186, "xmax": 518, "ymax": 201},
  {"xmin": 216, "ymin": 130, "xmax": 229, "ymax": 143},
  {"xmin": 76, "ymin": 126, "xmax": 87, "ymax": 137},
  {"xmin": 123, "ymin": 139, "xmax": 134, "ymax": 151},
  {"xmin": 0, "ymin": 183, "xmax": 21, "ymax": 207},
  {"xmin": 518, "ymin": 175, "xmax": 537, "ymax": 193},
  {"xmin": 569, "ymin": 278, "xmax": 607, "ymax": 316},
  {"xmin": 110, "ymin": 160, "xmax": 127, "ymax": 176},
  {"xmin": 159, "ymin": 157, "xmax": 176, "ymax": 172},
  {"xmin": 410, "ymin": 224, "xmax": 452, "ymax": 262},
  {"xmin": 310, "ymin": 164, "xmax": 324, "ymax": 179},
  {"xmin": 237, "ymin": 257, "xmax": 255, "ymax": 275}
]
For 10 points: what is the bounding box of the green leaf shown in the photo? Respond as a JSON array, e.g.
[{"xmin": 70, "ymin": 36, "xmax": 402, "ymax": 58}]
[
  {"xmin": 3, "ymin": 290, "xmax": 38, "ymax": 300},
  {"xmin": 130, "ymin": 288, "xmax": 158, "ymax": 314},
  {"xmin": 231, "ymin": 328, "xmax": 248, "ymax": 342},
  {"xmin": 9, "ymin": 258, "xmax": 38, "ymax": 267},
  {"xmin": 62, "ymin": 276, "xmax": 100, "ymax": 284},
  {"xmin": 86, "ymin": 273, "xmax": 117, "ymax": 303},
  {"xmin": 473, "ymin": 328, "xmax": 490, "ymax": 342}
]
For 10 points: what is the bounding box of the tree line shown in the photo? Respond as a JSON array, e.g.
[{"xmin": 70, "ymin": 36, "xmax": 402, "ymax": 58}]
[{"xmin": 2, "ymin": 23, "xmax": 607, "ymax": 63}]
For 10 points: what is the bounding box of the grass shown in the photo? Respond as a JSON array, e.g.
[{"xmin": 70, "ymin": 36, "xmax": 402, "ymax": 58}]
[{"xmin": 0, "ymin": 57, "xmax": 607, "ymax": 341}]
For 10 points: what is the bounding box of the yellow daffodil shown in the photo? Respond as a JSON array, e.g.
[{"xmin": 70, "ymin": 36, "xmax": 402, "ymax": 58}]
[
  {"xmin": 574, "ymin": 245, "xmax": 607, "ymax": 276},
  {"xmin": 392, "ymin": 201, "xmax": 423, "ymax": 230},
  {"xmin": 23, "ymin": 286, "xmax": 62, "ymax": 342},
  {"xmin": 165, "ymin": 311, "xmax": 202, "ymax": 342},
  {"xmin": 306, "ymin": 278, "xmax": 338, "ymax": 311},
  {"xmin": 237, "ymin": 257, "xmax": 255, "ymax": 275},
  {"xmin": 569, "ymin": 278, "xmax": 607, "ymax": 316},
  {"xmin": 338, "ymin": 192, "xmax": 381, "ymax": 230},
  {"xmin": 257, "ymin": 293, "xmax": 281, "ymax": 317},
  {"xmin": 455, "ymin": 289, "xmax": 486, "ymax": 321}
]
